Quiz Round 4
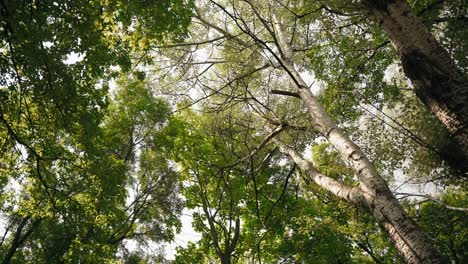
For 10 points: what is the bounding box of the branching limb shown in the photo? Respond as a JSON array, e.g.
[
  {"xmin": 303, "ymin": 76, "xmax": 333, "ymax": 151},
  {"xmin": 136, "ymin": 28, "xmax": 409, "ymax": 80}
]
[
  {"xmin": 270, "ymin": 89, "xmax": 300, "ymax": 98},
  {"xmin": 277, "ymin": 142, "xmax": 364, "ymax": 205},
  {"xmin": 395, "ymin": 192, "xmax": 468, "ymax": 212},
  {"xmin": 226, "ymin": 125, "xmax": 286, "ymax": 168}
]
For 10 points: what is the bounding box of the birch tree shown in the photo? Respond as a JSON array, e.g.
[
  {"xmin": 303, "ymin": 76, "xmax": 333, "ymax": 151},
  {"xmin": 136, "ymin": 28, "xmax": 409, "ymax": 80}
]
[{"xmin": 151, "ymin": 1, "xmax": 457, "ymax": 263}]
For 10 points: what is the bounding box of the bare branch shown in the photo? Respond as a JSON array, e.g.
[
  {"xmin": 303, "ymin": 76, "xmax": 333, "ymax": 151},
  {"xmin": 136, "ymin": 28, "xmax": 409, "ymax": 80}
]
[
  {"xmin": 226, "ymin": 125, "xmax": 285, "ymax": 168},
  {"xmin": 155, "ymin": 35, "xmax": 227, "ymax": 48},
  {"xmin": 395, "ymin": 192, "xmax": 468, "ymax": 212},
  {"xmin": 270, "ymin": 89, "xmax": 300, "ymax": 98}
]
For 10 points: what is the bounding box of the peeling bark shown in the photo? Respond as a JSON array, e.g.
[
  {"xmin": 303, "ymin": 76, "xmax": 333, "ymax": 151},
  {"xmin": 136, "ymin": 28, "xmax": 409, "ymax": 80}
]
[
  {"xmin": 361, "ymin": 0, "xmax": 468, "ymax": 170},
  {"xmin": 289, "ymin": 84, "xmax": 442, "ymax": 263},
  {"xmin": 196, "ymin": 2, "xmax": 445, "ymax": 263},
  {"xmin": 269, "ymin": 12, "xmax": 443, "ymax": 263}
]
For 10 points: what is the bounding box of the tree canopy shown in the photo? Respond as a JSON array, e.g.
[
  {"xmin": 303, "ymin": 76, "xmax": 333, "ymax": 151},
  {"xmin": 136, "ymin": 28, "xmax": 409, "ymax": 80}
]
[{"xmin": 0, "ymin": 0, "xmax": 466, "ymax": 263}]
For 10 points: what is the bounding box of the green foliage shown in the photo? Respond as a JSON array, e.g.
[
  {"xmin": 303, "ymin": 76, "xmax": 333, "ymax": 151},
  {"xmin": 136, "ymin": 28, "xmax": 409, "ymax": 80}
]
[
  {"xmin": 0, "ymin": 0, "xmax": 192, "ymax": 262},
  {"xmin": 168, "ymin": 1, "xmax": 467, "ymax": 262},
  {"xmin": 1, "ymin": 0, "xmax": 467, "ymax": 263},
  {"xmin": 408, "ymin": 190, "xmax": 468, "ymax": 263},
  {"xmin": 174, "ymin": 243, "xmax": 206, "ymax": 264},
  {"xmin": 169, "ymin": 110, "xmax": 364, "ymax": 263},
  {"xmin": 311, "ymin": 143, "xmax": 354, "ymax": 185},
  {"xmin": 410, "ymin": 0, "xmax": 468, "ymax": 72},
  {"xmin": 304, "ymin": 1, "xmax": 400, "ymax": 123},
  {"xmin": 0, "ymin": 76, "xmax": 182, "ymax": 263}
]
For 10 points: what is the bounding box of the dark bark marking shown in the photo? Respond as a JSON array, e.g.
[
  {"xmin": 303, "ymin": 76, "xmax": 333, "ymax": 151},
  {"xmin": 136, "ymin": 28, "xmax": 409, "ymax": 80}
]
[
  {"xmin": 325, "ymin": 127, "xmax": 335, "ymax": 138},
  {"xmin": 361, "ymin": 0, "xmax": 396, "ymax": 12},
  {"xmin": 401, "ymin": 49, "xmax": 468, "ymax": 173}
]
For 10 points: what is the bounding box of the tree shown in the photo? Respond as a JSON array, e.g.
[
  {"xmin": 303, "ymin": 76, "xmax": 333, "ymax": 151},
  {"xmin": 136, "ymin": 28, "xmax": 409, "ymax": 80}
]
[
  {"xmin": 0, "ymin": 1, "xmax": 192, "ymax": 262},
  {"xmin": 413, "ymin": 194, "xmax": 468, "ymax": 263},
  {"xmin": 1, "ymin": 0, "xmax": 466, "ymax": 263},
  {"xmin": 170, "ymin": 110, "xmax": 244, "ymax": 264},
  {"xmin": 170, "ymin": 109, "xmax": 359, "ymax": 263},
  {"xmin": 0, "ymin": 76, "xmax": 183, "ymax": 263},
  {"xmin": 147, "ymin": 0, "xmax": 459, "ymax": 262},
  {"xmin": 359, "ymin": 0, "xmax": 468, "ymax": 164}
]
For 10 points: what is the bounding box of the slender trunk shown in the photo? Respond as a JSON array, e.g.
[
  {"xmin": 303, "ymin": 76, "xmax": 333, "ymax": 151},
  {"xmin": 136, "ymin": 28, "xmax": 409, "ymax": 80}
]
[
  {"xmin": 1, "ymin": 216, "xmax": 40, "ymax": 264},
  {"xmin": 296, "ymin": 67, "xmax": 441, "ymax": 264},
  {"xmin": 196, "ymin": 2, "xmax": 444, "ymax": 263},
  {"xmin": 269, "ymin": 15, "xmax": 443, "ymax": 262},
  {"xmin": 220, "ymin": 254, "xmax": 232, "ymax": 264},
  {"xmin": 361, "ymin": 0, "xmax": 468, "ymax": 170},
  {"xmin": 355, "ymin": 239, "xmax": 383, "ymax": 264},
  {"xmin": 196, "ymin": 171, "xmax": 237, "ymax": 264}
]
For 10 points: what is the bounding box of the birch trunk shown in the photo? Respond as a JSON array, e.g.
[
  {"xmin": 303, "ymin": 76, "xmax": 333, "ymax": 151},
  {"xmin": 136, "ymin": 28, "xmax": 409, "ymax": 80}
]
[
  {"xmin": 361, "ymin": 0, "xmax": 468, "ymax": 165},
  {"xmin": 279, "ymin": 144, "xmax": 441, "ymax": 264},
  {"xmin": 195, "ymin": 3, "xmax": 444, "ymax": 263},
  {"xmin": 291, "ymin": 70, "xmax": 441, "ymax": 264},
  {"xmin": 270, "ymin": 14, "xmax": 443, "ymax": 264}
]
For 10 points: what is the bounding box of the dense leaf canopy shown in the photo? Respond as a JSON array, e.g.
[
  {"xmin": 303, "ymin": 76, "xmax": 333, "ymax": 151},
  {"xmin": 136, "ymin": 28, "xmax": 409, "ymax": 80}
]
[{"xmin": 0, "ymin": 0, "xmax": 466, "ymax": 263}]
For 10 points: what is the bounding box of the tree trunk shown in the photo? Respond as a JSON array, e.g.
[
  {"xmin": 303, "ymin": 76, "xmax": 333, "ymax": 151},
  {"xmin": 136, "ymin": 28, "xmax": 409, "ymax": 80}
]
[
  {"xmin": 269, "ymin": 15, "xmax": 443, "ymax": 262},
  {"xmin": 195, "ymin": 3, "xmax": 444, "ymax": 263},
  {"xmin": 294, "ymin": 66, "xmax": 442, "ymax": 264},
  {"xmin": 279, "ymin": 138, "xmax": 442, "ymax": 264},
  {"xmin": 220, "ymin": 254, "xmax": 232, "ymax": 264},
  {"xmin": 361, "ymin": 0, "xmax": 468, "ymax": 169},
  {"xmin": 1, "ymin": 216, "xmax": 40, "ymax": 264}
]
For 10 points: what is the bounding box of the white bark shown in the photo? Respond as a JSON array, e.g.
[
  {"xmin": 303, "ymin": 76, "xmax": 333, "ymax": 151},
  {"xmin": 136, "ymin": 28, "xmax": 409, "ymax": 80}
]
[
  {"xmin": 194, "ymin": 1, "xmax": 443, "ymax": 263},
  {"xmin": 269, "ymin": 7, "xmax": 442, "ymax": 263},
  {"xmin": 278, "ymin": 144, "xmax": 364, "ymax": 204},
  {"xmin": 278, "ymin": 143, "xmax": 441, "ymax": 264}
]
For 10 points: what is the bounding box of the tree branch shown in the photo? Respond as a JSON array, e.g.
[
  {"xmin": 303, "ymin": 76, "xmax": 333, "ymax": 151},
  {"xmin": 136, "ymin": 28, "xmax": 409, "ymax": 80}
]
[
  {"xmin": 271, "ymin": 89, "xmax": 300, "ymax": 98},
  {"xmin": 226, "ymin": 125, "xmax": 285, "ymax": 168},
  {"xmin": 395, "ymin": 192, "xmax": 468, "ymax": 212},
  {"xmin": 277, "ymin": 142, "xmax": 364, "ymax": 205}
]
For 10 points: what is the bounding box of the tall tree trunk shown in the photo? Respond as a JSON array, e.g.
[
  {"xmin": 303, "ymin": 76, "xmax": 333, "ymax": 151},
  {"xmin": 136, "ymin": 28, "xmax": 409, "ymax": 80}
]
[
  {"xmin": 269, "ymin": 15, "xmax": 443, "ymax": 263},
  {"xmin": 1, "ymin": 216, "xmax": 40, "ymax": 264},
  {"xmin": 220, "ymin": 254, "xmax": 232, "ymax": 264},
  {"xmin": 279, "ymin": 144, "xmax": 442, "ymax": 264},
  {"xmin": 361, "ymin": 0, "xmax": 468, "ymax": 168},
  {"xmin": 195, "ymin": 2, "xmax": 444, "ymax": 263},
  {"xmin": 293, "ymin": 73, "xmax": 442, "ymax": 264}
]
